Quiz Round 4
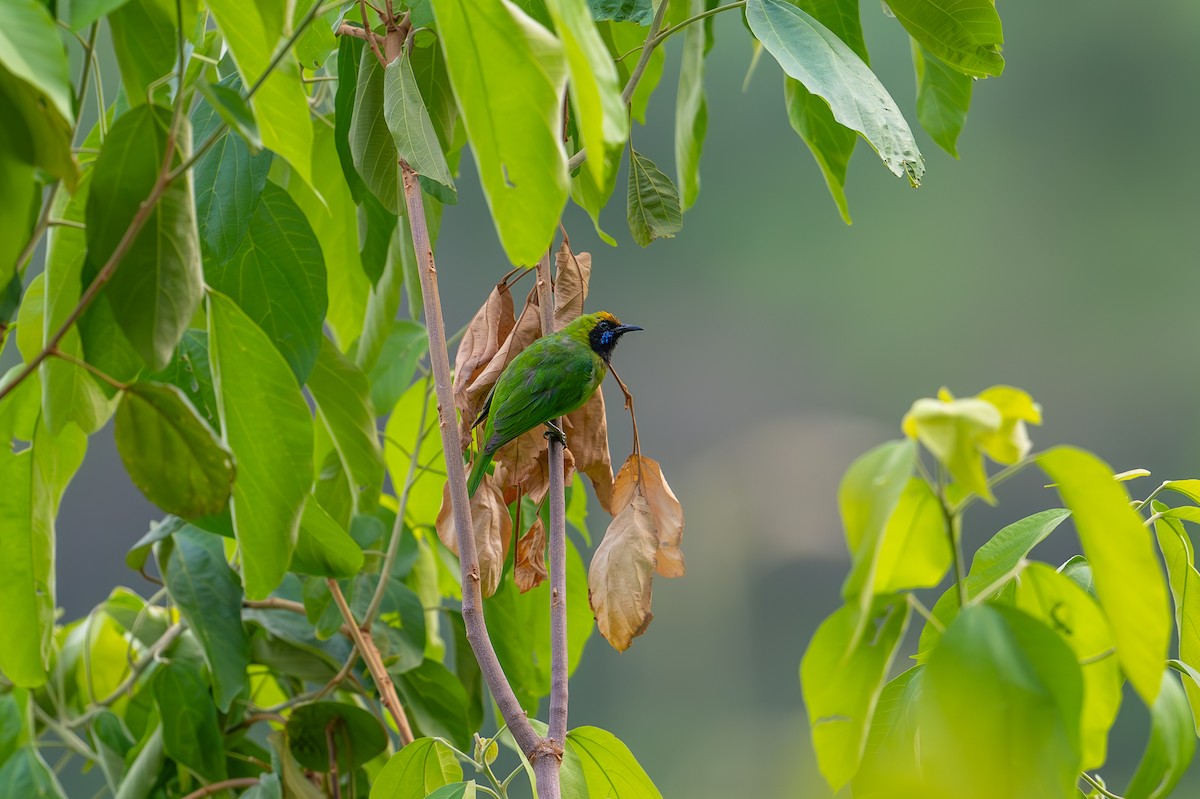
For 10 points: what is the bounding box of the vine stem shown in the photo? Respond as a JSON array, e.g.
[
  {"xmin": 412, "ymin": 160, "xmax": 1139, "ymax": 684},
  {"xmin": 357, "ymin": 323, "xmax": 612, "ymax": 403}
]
[
  {"xmin": 398, "ymin": 161, "xmax": 543, "ymax": 760},
  {"xmin": 534, "ymin": 251, "xmax": 568, "ymax": 794},
  {"xmin": 326, "ymin": 579, "xmax": 415, "ymax": 745},
  {"xmin": 179, "ymin": 778, "xmax": 260, "ymax": 799}
]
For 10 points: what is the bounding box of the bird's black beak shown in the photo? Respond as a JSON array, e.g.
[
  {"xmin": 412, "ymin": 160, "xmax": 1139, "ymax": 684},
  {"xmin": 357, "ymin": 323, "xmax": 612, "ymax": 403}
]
[{"xmin": 614, "ymin": 324, "xmax": 643, "ymax": 336}]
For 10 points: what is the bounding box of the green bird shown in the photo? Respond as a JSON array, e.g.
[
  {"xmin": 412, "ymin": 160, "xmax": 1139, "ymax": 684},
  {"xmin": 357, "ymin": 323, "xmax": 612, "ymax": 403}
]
[{"xmin": 467, "ymin": 311, "xmax": 642, "ymax": 497}]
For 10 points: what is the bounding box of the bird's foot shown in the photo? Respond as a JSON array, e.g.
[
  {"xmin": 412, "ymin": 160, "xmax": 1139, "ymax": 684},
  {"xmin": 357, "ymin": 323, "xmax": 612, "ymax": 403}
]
[{"xmin": 543, "ymin": 421, "xmax": 567, "ymax": 446}]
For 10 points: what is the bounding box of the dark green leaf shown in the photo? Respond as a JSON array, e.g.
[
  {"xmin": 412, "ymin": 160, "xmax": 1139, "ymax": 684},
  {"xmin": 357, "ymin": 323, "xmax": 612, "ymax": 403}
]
[
  {"xmin": 886, "ymin": 0, "xmax": 1003, "ymax": 78},
  {"xmin": 0, "ymin": 748, "xmax": 66, "ymax": 799},
  {"xmin": 395, "ymin": 659, "xmax": 472, "ymax": 751},
  {"xmin": 626, "ymin": 149, "xmax": 682, "ymax": 247},
  {"xmin": 409, "ymin": 39, "xmax": 458, "ymax": 153},
  {"xmin": 448, "ymin": 613, "xmax": 484, "ymax": 733},
  {"xmin": 746, "ymin": 0, "xmax": 924, "ymax": 185},
  {"xmin": 918, "ymin": 605, "xmax": 1083, "ymax": 799},
  {"xmin": 359, "ymin": 192, "xmax": 398, "ymax": 286},
  {"xmin": 334, "ymin": 36, "xmax": 367, "ymax": 202},
  {"xmin": 286, "ymin": 701, "xmax": 388, "ymax": 772},
  {"xmin": 193, "ymin": 79, "xmax": 272, "ymax": 262},
  {"xmin": 115, "ymin": 382, "xmax": 235, "ymax": 518},
  {"xmin": 0, "ymin": 691, "xmax": 25, "ymax": 768},
  {"xmin": 108, "ymin": 0, "xmax": 177, "ymax": 107},
  {"xmin": 588, "ymin": 0, "xmax": 653, "ymax": 24},
  {"xmin": 292, "ymin": 501, "xmax": 365, "ymax": 578},
  {"xmin": 384, "ymin": 54, "xmax": 455, "ymax": 198},
  {"xmin": 125, "ymin": 516, "xmax": 186, "ymax": 573},
  {"xmin": 308, "ymin": 338, "xmax": 385, "ymax": 511},
  {"xmin": 196, "ymin": 81, "xmax": 263, "ymax": 152},
  {"xmin": 153, "ymin": 660, "xmax": 227, "ymax": 781},
  {"xmin": 912, "ymin": 41, "xmax": 973, "ymax": 158},
  {"xmin": 368, "ymin": 575, "xmax": 427, "ymax": 675},
  {"xmin": 245, "ymin": 576, "xmax": 353, "ymax": 677},
  {"xmin": 86, "ymin": 104, "xmax": 202, "ymax": 370},
  {"xmin": 149, "ymin": 330, "xmax": 219, "ymax": 432},
  {"xmin": 115, "ymin": 727, "xmax": 165, "ymax": 799},
  {"xmin": 801, "ymin": 598, "xmax": 910, "ymax": 790},
  {"xmin": 566, "ymin": 726, "xmax": 663, "ymax": 799},
  {"xmin": 372, "ymin": 738, "xmax": 462, "ymax": 797},
  {"xmin": 158, "ymin": 524, "xmax": 249, "ymax": 712},
  {"xmin": 1125, "ymin": 671, "xmax": 1196, "ymax": 799},
  {"xmin": 208, "ymin": 292, "xmax": 313, "ymax": 599},
  {"xmin": 1040, "ymin": 447, "xmax": 1171, "ymax": 706},
  {"xmin": 205, "ymin": 182, "xmax": 328, "ymax": 382},
  {"xmin": 350, "ymin": 46, "xmax": 400, "ymax": 213}
]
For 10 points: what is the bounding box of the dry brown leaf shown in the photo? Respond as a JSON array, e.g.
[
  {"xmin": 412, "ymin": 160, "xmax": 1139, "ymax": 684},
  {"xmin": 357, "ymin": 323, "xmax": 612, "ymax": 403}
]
[
  {"xmin": 514, "ymin": 517, "xmax": 548, "ymax": 593},
  {"xmin": 565, "ymin": 388, "xmax": 614, "ymax": 513},
  {"xmin": 434, "ymin": 474, "xmax": 512, "ymax": 598},
  {"xmin": 495, "ymin": 428, "xmax": 547, "ymax": 492},
  {"xmin": 553, "ymin": 242, "xmax": 592, "ymax": 331},
  {"xmin": 524, "ymin": 445, "xmax": 576, "ymax": 505},
  {"xmin": 612, "ymin": 455, "xmax": 685, "ymax": 578},
  {"xmin": 588, "ymin": 493, "xmax": 658, "ymax": 651},
  {"xmin": 454, "ymin": 278, "xmax": 516, "ymax": 418},
  {"xmin": 459, "ymin": 287, "xmax": 544, "ymax": 446}
]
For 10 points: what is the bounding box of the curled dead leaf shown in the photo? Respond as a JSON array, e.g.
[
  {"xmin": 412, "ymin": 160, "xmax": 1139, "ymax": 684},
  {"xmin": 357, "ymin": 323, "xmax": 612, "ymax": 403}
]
[
  {"xmin": 565, "ymin": 388, "xmax": 613, "ymax": 513},
  {"xmin": 435, "ymin": 474, "xmax": 512, "ymax": 597},
  {"xmin": 612, "ymin": 455, "xmax": 685, "ymax": 578},
  {"xmin": 454, "ymin": 278, "xmax": 516, "ymax": 445},
  {"xmin": 588, "ymin": 493, "xmax": 657, "ymax": 651},
  {"xmin": 553, "ymin": 242, "xmax": 592, "ymax": 331},
  {"xmin": 495, "ymin": 427, "xmax": 547, "ymax": 493},
  {"xmin": 524, "ymin": 445, "xmax": 576, "ymax": 506},
  {"xmin": 514, "ymin": 517, "xmax": 548, "ymax": 593}
]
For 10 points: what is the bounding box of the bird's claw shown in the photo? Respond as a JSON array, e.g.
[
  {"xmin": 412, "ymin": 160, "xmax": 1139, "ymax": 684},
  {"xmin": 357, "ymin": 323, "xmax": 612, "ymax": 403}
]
[{"xmin": 543, "ymin": 422, "xmax": 567, "ymax": 446}]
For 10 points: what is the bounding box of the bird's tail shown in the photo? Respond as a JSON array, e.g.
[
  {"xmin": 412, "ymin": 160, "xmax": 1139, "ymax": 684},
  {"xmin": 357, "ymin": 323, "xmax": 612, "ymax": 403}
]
[{"xmin": 467, "ymin": 452, "xmax": 492, "ymax": 498}]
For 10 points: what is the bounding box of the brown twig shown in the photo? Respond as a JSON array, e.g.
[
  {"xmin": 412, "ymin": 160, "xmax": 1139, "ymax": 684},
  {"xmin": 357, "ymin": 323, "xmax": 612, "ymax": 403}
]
[
  {"xmin": 358, "ymin": 0, "xmax": 389, "ymax": 66},
  {"xmin": 326, "ymin": 579, "xmax": 415, "ymax": 745},
  {"xmin": 399, "ymin": 162, "xmax": 542, "ymax": 761},
  {"xmin": 326, "ymin": 720, "xmax": 342, "ymax": 799},
  {"xmin": 337, "ymin": 22, "xmax": 385, "ymax": 47},
  {"xmin": 179, "ymin": 778, "xmax": 260, "ymax": 799},
  {"xmin": 533, "ymin": 251, "xmax": 568, "ymax": 795},
  {"xmin": 607, "ymin": 363, "xmax": 641, "ymax": 458}
]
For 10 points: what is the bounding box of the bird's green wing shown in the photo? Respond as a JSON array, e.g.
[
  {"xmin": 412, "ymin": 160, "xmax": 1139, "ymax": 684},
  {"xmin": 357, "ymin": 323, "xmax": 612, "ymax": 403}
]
[{"xmin": 485, "ymin": 338, "xmax": 600, "ymax": 454}]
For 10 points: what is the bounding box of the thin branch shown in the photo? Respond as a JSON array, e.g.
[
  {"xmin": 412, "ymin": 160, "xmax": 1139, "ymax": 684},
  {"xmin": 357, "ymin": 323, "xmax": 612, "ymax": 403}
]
[
  {"xmin": 179, "ymin": 778, "xmax": 260, "ymax": 799},
  {"xmin": 338, "ymin": 22, "xmax": 386, "ymax": 48},
  {"xmin": 327, "ymin": 579, "xmax": 415, "ymax": 745},
  {"xmin": 358, "ymin": 0, "xmax": 389, "ymax": 67},
  {"xmin": 366, "ymin": 376, "xmax": 432, "ymax": 626},
  {"xmin": 647, "ymin": 1, "xmax": 745, "ymax": 50},
  {"xmin": 533, "ymin": 252, "xmax": 568, "ymax": 790},
  {"xmin": 51, "ymin": 348, "xmax": 128, "ymax": 391},
  {"xmin": 1080, "ymin": 772, "xmax": 1126, "ymax": 799},
  {"xmin": 950, "ymin": 455, "xmax": 1036, "ymax": 516},
  {"xmin": 399, "ymin": 161, "xmax": 541, "ymax": 760}
]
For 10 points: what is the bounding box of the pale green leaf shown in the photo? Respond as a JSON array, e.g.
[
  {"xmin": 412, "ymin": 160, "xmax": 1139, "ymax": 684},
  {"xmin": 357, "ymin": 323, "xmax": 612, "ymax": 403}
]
[
  {"xmin": 801, "ymin": 599, "xmax": 910, "ymax": 790},
  {"xmin": 1040, "ymin": 447, "xmax": 1171, "ymax": 706},
  {"xmin": 291, "ymin": 496, "xmax": 365, "ymax": 578},
  {"xmin": 370, "ymin": 738, "xmax": 462, "ymax": 798},
  {"xmin": 431, "ymin": 0, "xmax": 569, "ymax": 264},
  {"xmin": 605, "ymin": 20, "xmax": 662, "ymax": 125},
  {"xmin": 1153, "ymin": 509, "xmax": 1200, "ymax": 736},
  {"xmin": 384, "ymin": 55, "xmax": 455, "ymax": 198},
  {"xmin": 1125, "ymin": 671, "xmax": 1196, "ymax": 799},
  {"xmin": 901, "ymin": 395, "xmax": 1000, "ymax": 501},
  {"xmin": 886, "ymin": 0, "xmax": 1003, "ymax": 78},
  {"xmin": 570, "ymin": 143, "xmax": 621, "ymax": 245},
  {"xmin": 566, "ymin": 726, "xmax": 663, "ymax": 799},
  {"xmin": 746, "ymin": 0, "xmax": 924, "ymax": 184},
  {"xmin": 384, "ymin": 381, "xmax": 445, "ymax": 527},
  {"xmin": 0, "ymin": 0, "xmax": 74, "ymax": 126},
  {"xmin": 626, "ymin": 148, "xmax": 682, "ymax": 247},
  {"xmin": 208, "ymin": 292, "xmax": 313, "ymax": 599}
]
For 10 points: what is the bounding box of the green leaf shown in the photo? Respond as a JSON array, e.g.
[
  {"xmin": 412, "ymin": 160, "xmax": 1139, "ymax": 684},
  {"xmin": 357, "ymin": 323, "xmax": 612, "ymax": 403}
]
[
  {"xmin": 1125, "ymin": 671, "xmax": 1196, "ymax": 799},
  {"xmin": 39, "ymin": 170, "xmax": 115, "ymax": 434},
  {"xmin": 837, "ymin": 440, "xmax": 915, "ymax": 624},
  {"xmin": 208, "ymin": 292, "xmax": 313, "ymax": 599},
  {"xmin": 69, "ymin": 0, "xmax": 135, "ymax": 31},
  {"xmin": 149, "ymin": 330, "xmax": 220, "ymax": 432},
  {"xmin": 108, "ymin": 0, "xmax": 177, "ymax": 107},
  {"xmin": 368, "ymin": 575, "xmax": 428, "ymax": 675},
  {"xmin": 384, "ymin": 54, "xmax": 455, "ymax": 199},
  {"xmin": 431, "ymin": 0, "xmax": 569, "ymax": 264},
  {"xmin": 800, "ymin": 599, "xmax": 910, "ymax": 790},
  {"xmin": 605, "ymin": 20, "xmax": 662, "ymax": 125},
  {"xmin": 426, "ymin": 784, "xmax": 476, "ymax": 799},
  {"xmin": 0, "ymin": 691, "xmax": 25, "ymax": 768},
  {"xmin": 334, "ymin": 36, "xmax": 367, "ymax": 202},
  {"xmin": 292, "ymin": 0, "xmax": 339, "ymax": 70},
  {"xmin": 370, "ymin": 738, "xmax": 462, "ymax": 798},
  {"xmin": 292, "ymin": 501, "xmax": 365, "ymax": 577},
  {"xmin": 115, "ymin": 382, "xmax": 235, "ymax": 518},
  {"xmin": 308, "ymin": 338, "xmax": 385, "ymax": 512},
  {"xmin": 0, "ymin": 748, "xmax": 66, "ymax": 799},
  {"xmin": 384, "ymin": 381, "xmax": 445, "ymax": 527},
  {"xmin": 285, "ymin": 701, "xmax": 388, "ymax": 772},
  {"xmin": 746, "ymin": 0, "xmax": 924, "ymax": 185},
  {"xmin": 193, "ymin": 79, "xmax": 273, "ymax": 262},
  {"xmin": 673, "ymin": 0, "xmax": 711, "ymax": 210},
  {"xmin": 153, "ymin": 659, "xmax": 227, "ymax": 781},
  {"xmin": 547, "ymin": 0, "xmax": 627, "ymax": 190},
  {"xmin": 394, "ymin": 659, "xmax": 472, "ymax": 751},
  {"xmin": 1039, "ymin": 447, "xmax": 1171, "ymax": 706},
  {"xmin": 852, "ymin": 667, "xmax": 925, "ymax": 797},
  {"xmin": 0, "ymin": 144, "xmax": 38, "ymax": 287},
  {"xmin": 1011, "ymin": 563, "xmax": 1122, "ymax": 770},
  {"xmin": 364, "ymin": 320, "xmax": 427, "ymax": 416},
  {"xmin": 570, "ymin": 143, "xmax": 621, "ymax": 246},
  {"xmin": 207, "ymin": 0, "xmax": 315, "ymax": 187},
  {"xmin": 0, "ymin": 0, "xmax": 76, "ymax": 150},
  {"xmin": 86, "ymin": 104, "xmax": 202, "ymax": 370},
  {"xmin": 115, "ymin": 727, "xmax": 165, "ymax": 799},
  {"xmin": 566, "ymin": 726, "xmax": 663, "ymax": 799},
  {"xmin": 901, "ymin": 395, "xmax": 1000, "ymax": 501},
  {"xmin": 288, "ymin": 124, "xmax": 370, "ymax": 350},
  {"xmin": 410, "ymin": 36, "xmax": 459, "ymax": 153},
  {"xmin": 886, "ymin": 0, "xmax": 1003, "ymax": 79},
  {"xmin": 1153, "ymin": 509, "xmax": 1200, "ymax": 736},
  {"xmin": 912, "ymin": 40, "xmax": 973, "ymax": 158},
  {"xmin": 0, "ymin": 387, "xmax": 87, "ymax": 686},
  {"xmin": 918, "ymin": 605, "xmax": 1083, "ymax": 799},
  {"xmin": 244, "ymin": 577, "xmax": 353, "ymax": 678},
  {"xmin": 195, "ymin": 80, "xmax": 263, "ymax": 152},
  {"xmin": 589, "ymin": 0, "xmax": 653, "ymax": 23},
  {"xmin": 205, "ymin": 181, "xmax": 328, "ymax": 382},
  {"xmin": 873, "ymin": 477, "xmax": 949, "ymax": 594},
  {"xmin": 626, "ymin": 148, "xmax": 682, "ymax": 247},
  {"xmin": 350, "ymin": 47, "xmax": 401, "ymax": 214},
  {"xmin": 158, "ymin": 524, "xmax": 250, "ymax": 712},
  {"xmin": 915, "ymin": 508, "xmax": 1071, "ymax": 655}
]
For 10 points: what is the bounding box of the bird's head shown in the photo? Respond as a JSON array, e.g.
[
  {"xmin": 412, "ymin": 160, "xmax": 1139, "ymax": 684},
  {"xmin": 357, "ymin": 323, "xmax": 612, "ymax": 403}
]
[{"xmin": 570, "ymin": 311, "xmax": 642, "ymax": 362}]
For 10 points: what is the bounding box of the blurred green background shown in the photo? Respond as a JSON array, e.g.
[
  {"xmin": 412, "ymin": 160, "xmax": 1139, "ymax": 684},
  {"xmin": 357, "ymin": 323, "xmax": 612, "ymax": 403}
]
[{"xmin": 5, "ymin": 0, "xmax": 1199, "ymax": 795}]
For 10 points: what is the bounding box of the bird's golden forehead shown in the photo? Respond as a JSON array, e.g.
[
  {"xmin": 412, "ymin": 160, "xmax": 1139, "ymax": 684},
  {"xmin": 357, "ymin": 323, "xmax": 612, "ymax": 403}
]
[{"xmin": 596, "ymin": 311, "xmax": 618, "ymax": 325}]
